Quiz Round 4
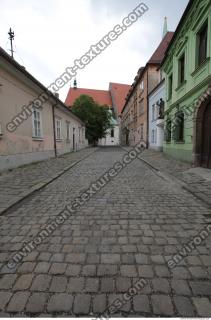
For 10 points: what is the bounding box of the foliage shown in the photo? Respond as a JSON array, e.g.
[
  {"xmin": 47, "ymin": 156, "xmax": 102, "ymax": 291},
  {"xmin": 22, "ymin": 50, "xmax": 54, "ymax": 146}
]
[{"xmin": 71, "ymin": 94, "xmax": 112, "ymax": 145}]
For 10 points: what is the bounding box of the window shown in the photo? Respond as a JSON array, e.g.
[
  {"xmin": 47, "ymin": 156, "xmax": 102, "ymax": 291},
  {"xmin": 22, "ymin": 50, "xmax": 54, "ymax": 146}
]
[
  {"xmin": 174, "ymin": 112, "xmax": 184, "ymax": 142},
  {"xmin": 152, "ymin": 104, "xmax": 155, "ymax": 121},
  {"xmin": 66, "ymin": 121, "xmax": 70, "ymax": 141},
  {"xmin": 55, "ymin": 119, "xmax": 62, "ymax": 140},
  {"xmin": 178, "ymin": 53, "xmax": 185, "ymax": 85},
  {"xmin": 166, "ymin": 118, "xmax": 171, "ymax": 142},
  {"xmin": 32, "ymin": 108, "xmax": 42, "ymax": 138},
  {"xmin": 139, "ymin": 99, "xmax": 144, "ymax": 115},
  {"xmin": 140, "ymin": 124, "xmax": 144, "ymax": 140},
  {"xmin": 140, "ymin": 81, "xmax": 144, "ymax": 91},
  {"xmin": 151, "ymin": 130, "xmax": 155, "ymax": 143},
  {"xmin": 111, "ymin": 128, "xmax": 114, "ymax": 138},
  {"xmin": 168, "ymin": 74, "xmax": 173, "ymax": 99},
  {"xmin": 197, "ymin": 21, "xmax": 208, "ymax": 66},
  {"xmin": 151, "ymin": 129, "xmax": 157, "ymax": 144}
]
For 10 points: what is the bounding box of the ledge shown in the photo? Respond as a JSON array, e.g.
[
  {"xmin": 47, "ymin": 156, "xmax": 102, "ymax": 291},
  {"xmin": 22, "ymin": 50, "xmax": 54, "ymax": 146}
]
[
  {"xmin": 191, "ymin": 57, "xmax": 210, "ymax": 77},
  {"xmin": 32, "ymin": 137, "xmax": 44, "ymax": 141},
  {"xmin": 175, "ymin": 80, "xmax": 187, "ymax": 92}
]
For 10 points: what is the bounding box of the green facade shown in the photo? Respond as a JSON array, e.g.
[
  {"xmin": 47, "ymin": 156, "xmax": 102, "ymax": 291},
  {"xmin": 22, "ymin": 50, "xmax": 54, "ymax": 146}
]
[{"xmin": 162, "ymin": 0, "xmax": 211, "ymax": 163}]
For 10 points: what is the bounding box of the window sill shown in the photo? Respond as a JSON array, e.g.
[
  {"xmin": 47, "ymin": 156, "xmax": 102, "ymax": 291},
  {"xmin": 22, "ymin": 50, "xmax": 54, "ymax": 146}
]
[
  {"xmin": 56, "ymin": 139, "xmax": 62, "ymax": 142},
  {"xmin": 32, "ymin": 137, "xmax": 43, "ymax": 141},
  {"xmin": 191, "ymin": 57, "xmax": 210, "ymax": 77},
  {"xmin": 174, "ymin": 141, "xmax": 185, "ymax": 144},
  {"xmin": 175, "ymin": 81, "xmax": 187, "ymax": 92}
]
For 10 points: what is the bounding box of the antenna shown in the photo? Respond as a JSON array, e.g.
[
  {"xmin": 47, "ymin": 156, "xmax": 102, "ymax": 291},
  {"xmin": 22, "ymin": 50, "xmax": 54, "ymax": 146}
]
[{"xmin": 8, "ymin": 28, "xmax": 15, "ymax": 58}]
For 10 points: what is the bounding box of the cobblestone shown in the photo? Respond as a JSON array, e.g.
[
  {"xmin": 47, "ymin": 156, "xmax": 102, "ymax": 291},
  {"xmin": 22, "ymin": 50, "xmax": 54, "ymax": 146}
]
[
  {"xmin": 26, "ymin": 293, "xmax": 48, "ymax": 313},
  {"xmin": 192, "ymin": 297, "xmax": 211, "ymax": 317},
  {"xmin": 0, "ymin": 147, "xmax": 211, "ymax": 316},
  {"xmin": 7, "ymin": 292, "xmax": 30, "ymax": 312},
  {"xmin": 47, "ymin": 293, "xmax": 74, "ymax": 313}
]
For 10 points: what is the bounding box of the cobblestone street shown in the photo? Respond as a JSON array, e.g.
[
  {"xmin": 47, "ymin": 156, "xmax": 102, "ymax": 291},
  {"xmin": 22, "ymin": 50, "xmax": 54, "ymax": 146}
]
[{"xmin": 0, "ymin": 147, "xmax": 211, "ymax": 316}]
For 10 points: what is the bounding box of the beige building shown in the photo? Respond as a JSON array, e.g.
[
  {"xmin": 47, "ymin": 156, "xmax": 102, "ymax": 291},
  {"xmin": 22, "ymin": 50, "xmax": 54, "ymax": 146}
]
[
  {"xmin": 121, "ymin": 32, "xmax": 174, "ymax": 147},
  {"xmin": 0, "ymin": 47, "xmax": 87, "ymax": 171}
]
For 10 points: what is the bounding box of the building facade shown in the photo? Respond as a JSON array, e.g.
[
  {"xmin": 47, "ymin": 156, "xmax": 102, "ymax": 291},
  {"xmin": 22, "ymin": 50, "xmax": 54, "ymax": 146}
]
[
  {"xmin": 148, "ymin": 79, "xmax": 165, "ymax": 151},
  {"xmin": 121, "ymin": 32, "xmax": 174, "ymax": 147},
  {"xmin": 65, "ymin": 82, "xmax": 130, "ymax": 146},
  {"xmin": 98, "ymin": 115, "xmax": 119, "ymax": 146},
  {"xmin": 162, "ymin": 0, "xmax": 211, "ymax": 168},
  {"xmin": 0, "ymin": 47, "xmax": 87, "ymax": 171}
]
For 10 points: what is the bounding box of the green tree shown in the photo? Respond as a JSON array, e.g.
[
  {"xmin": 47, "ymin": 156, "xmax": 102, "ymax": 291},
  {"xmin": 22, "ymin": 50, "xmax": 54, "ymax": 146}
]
[{"xmin": 71, "ymin": 94, "xmax": 112, "ymax": 145}]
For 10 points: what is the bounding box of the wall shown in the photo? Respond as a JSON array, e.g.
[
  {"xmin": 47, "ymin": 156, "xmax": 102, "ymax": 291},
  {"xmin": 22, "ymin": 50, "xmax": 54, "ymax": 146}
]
[
  {"xmin": 54, "ymin": 107, "xmax": 87, "ymax": 155},
  {"xmin": 148, "ymin": 82, "xmax": 165, "ymax": 150},
  {"xmin": 0, "ymin": 58, "xmax": 87, "ymax": 171},
  {"xmin": 0, "ymin": 65, "xmax": 55, "ymax": 170},
  {"xmin": 162, "ymin": 0, "xmax": 211, "ymax": 163},
  {"xmin": 98, "ymin": 125, "xmax": 119, "ymax": 146}
]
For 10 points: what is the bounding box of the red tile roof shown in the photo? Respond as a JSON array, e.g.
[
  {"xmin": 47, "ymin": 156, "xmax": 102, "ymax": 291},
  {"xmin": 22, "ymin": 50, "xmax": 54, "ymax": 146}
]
[
  {"xmin": 109, "ymin": 83, "xmax": 131, "ymax": 115},
  {"xmin": 65, "ymin": 83, "xmax": 130, "ymax": 115},
  {"xmin": 65, "ymin": 87, "xmax": 112, "ymax": 107},
  {"xmin": 148, "ymin": 32, "xmax": 174, "ymax": 64}
]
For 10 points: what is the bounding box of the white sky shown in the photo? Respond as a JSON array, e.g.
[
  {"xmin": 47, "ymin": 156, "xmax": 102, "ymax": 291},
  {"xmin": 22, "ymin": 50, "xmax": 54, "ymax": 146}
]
[{"xmin": 0, "ymin": 0, "xmax": 188, "ymax": 101}]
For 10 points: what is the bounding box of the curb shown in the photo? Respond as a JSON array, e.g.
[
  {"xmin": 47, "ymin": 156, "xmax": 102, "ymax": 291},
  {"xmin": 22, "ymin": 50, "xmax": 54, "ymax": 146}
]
[{"xmin": 0, "ymin": 149, "xmax": 97, "ymax": 216}]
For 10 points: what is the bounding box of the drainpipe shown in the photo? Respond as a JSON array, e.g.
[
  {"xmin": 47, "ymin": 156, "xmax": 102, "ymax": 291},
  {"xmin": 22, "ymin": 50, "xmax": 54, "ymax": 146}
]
[{"xmin": 52, "ymin": 104, "xmax": 57, "ymax": 157}]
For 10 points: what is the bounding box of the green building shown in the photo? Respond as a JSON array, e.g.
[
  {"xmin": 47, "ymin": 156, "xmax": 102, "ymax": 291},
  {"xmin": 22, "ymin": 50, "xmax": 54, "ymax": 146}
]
[{"xmin": 162, "ymin": 0, "xmax": 211, "ymax": 168}]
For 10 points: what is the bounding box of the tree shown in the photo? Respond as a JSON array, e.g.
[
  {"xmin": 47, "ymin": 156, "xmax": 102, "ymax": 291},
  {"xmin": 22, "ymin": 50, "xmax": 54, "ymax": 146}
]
[{"xmin": 71, "ymin": 94, "xmax": 112, "ymax": 145}]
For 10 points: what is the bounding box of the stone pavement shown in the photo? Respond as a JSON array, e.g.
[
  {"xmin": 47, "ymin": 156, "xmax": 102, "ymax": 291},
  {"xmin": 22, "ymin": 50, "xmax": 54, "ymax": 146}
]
[
  {"xmin": 140, "ymin": 149, "xmax": 211, "ymax": 208},
  {"xmin": 0, "ymin": 147, "xmax": 211, "ymax": 316},
  {"xmin": 0, "ymin": 147, "xmax": 96, "ymax": 215}
]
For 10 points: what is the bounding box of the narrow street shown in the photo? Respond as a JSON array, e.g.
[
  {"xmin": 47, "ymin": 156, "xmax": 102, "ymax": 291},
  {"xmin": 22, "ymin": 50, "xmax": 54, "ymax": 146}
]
[{"xmin": 0, "ymin": 147, "xmax": 211, "ymax": 316}]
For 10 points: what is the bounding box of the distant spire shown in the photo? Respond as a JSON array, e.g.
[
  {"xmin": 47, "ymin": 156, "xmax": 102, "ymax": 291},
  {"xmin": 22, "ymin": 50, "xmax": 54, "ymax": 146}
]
[
  {"xmin": 163, "ymin": 17, "xmax": 168, "ymax": 39},
  {"xmin": 73, "ymin": 78, "xmax": 77, "ymax": 89}
]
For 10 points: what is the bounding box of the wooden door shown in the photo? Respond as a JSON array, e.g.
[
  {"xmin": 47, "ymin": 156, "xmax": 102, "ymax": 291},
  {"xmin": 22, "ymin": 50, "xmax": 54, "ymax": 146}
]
[{"xmin": 201, "ymin": 103, "xmax": 211, "ymax": 169}]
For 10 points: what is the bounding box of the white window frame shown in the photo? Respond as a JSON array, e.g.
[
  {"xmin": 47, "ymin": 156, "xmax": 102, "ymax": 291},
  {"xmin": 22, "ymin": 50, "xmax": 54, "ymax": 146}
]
[
  {"xmin": 55, "ymin": 118, "xmax": 62, "ymax": 140},
  {"xmin": 66, "ymin": 121, "xmax": 71, "ymax": 141},
  {"xmin": 32, "ymin": 108, "xmax": 42, "ymax": 138}
]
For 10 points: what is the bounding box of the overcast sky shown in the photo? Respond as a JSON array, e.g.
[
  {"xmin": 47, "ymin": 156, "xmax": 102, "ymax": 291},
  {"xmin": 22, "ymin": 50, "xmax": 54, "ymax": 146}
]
[{"xmin": 0, "ymin": 0, "xmax": 188, "ymax": 101}]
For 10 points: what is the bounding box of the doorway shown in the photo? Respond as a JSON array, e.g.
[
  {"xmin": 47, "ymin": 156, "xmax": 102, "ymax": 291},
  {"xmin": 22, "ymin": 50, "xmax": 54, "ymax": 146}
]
[{"xmin": 201, "ymin": 102, "xmax": 211, "ymax": 168}]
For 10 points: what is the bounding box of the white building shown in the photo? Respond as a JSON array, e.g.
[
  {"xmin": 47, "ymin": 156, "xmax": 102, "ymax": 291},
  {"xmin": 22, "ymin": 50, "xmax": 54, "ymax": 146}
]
[
  {"xmin": 148, "ymin": 79, "xmax": 165, "ymax": 151},
  {"xmin": 98, "ymin": 115, "xmax": 119, "ymax": 146}
]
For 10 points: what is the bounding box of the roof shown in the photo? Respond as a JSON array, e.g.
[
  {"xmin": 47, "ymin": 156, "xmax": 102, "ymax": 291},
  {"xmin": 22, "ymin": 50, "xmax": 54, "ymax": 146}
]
[
  {"xmin": 109, "ymin": 82, "xmax": 131, "ymax": 115},
  {"xmin": 65, "ymin": 88, "xmax": 112, "ymax": 106},
  {"xmin": 0, "ymin": 46, "xmax": 85, "ymax": 126},
  {"xmin": 148, "ymin": 32, "xmax": 174, "ymax": 64},
  {"xmin": 161, "ymin": 0, "xmax": 194, "ymax": 66}
]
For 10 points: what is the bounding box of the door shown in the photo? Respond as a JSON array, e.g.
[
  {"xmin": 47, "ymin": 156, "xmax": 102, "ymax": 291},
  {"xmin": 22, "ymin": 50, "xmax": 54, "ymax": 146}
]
[{"xmin": 201, "ymin": 103, "xmax": 211, "ymax": 169}]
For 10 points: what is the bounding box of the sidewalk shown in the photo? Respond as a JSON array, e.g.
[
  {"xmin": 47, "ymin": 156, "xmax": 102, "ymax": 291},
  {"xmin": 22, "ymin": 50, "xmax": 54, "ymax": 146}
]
[
  {"xmin": 140, "ymin": 149, "xmax": 211, "ymax": 208},
  {"xmin": 0, "ymin": 148, "xmax": 96, "ymax": 215}
]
